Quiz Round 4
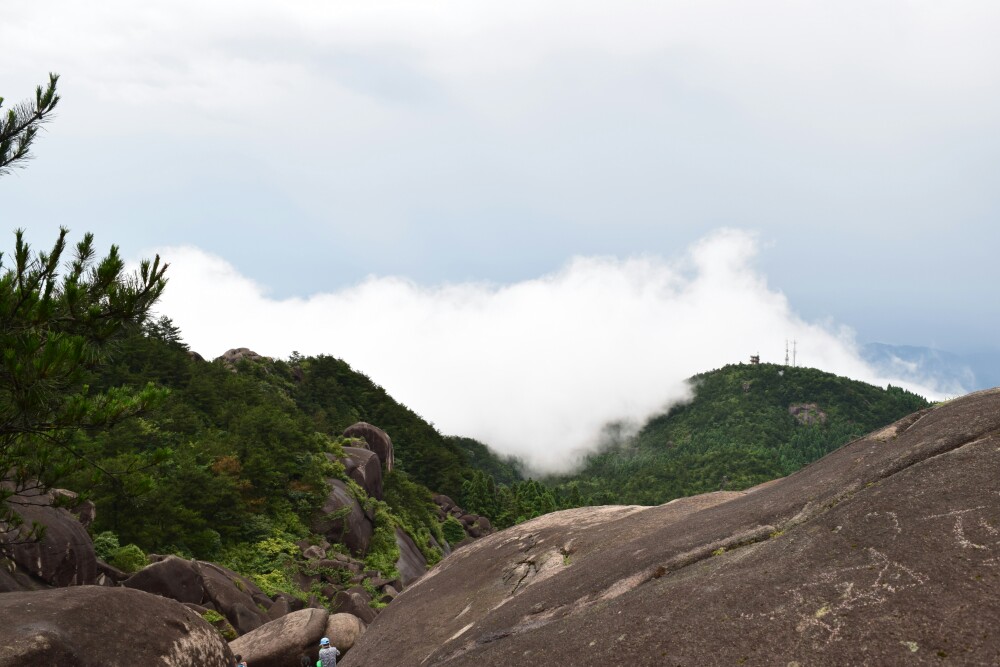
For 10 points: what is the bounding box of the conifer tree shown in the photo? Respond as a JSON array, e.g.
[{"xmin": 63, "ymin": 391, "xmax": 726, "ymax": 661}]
[
  {"xmin": 0, "ymin": 228, "xmax": 169, "ymax": 541},
  {"xmin": 0, "ymin": 75, "xmax": 170, "ymax": 545},
  {"xmin": 0, "ymin": 73, "xmax": 60, "ymax": 174}
]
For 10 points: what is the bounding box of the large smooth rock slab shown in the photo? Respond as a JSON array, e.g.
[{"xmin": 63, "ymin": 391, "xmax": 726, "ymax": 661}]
[
  {"xmin": 325, "ymin": 613, "xmax": 366, "ymax": 653},
  {"xmin": 228, "ymin": 608, "xmax": 329, "ymax": 667},
  {"xmin": 342, "ymin": 422, "xmax": 394, "ymax": 472},
  {"xmin": 0, "ymin": 586, "xmax": 233, "ymax": 666},
  {"xmin": 340, "ymin": 446, "xmax": 384, "ymax": 500},
  {"xmin": 394, "ymin": 526, "xmax": 427, "ymax": 587},
  {"xmin": 313, "ymin": 479, "xmax": 373, "ymax": 556},
  {"xmin": 342, "ymin": 389, "xmax": 1000, "ymax": 666}
]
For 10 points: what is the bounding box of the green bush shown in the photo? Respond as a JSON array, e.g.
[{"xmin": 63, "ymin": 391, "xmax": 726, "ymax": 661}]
[
  {"xmin": 442, "ymin": 515, "xmax": 466, "ymax": 545},
  {"xmin": 92, "ymin": 531, "xmax": 120, "ymax": 561},
  {"xmin": 251, "ymin": 569, "xmax": 305, "ymax": 600},
  {"xmin": 364, "ymin": 504, "xmax": 400, "ymax": 579},
  {"xmin": 109, "ymin": 543, "xmax": 147, "ymax": 574}
]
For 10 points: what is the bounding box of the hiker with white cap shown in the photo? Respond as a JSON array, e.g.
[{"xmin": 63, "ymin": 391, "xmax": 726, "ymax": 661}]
[{"xmin": 318, "ymin": 636, "xmax": 341, "ymax": 667}]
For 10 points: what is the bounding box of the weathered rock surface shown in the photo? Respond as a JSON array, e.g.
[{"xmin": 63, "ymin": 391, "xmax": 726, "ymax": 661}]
[
  {"xmin": 0, "ymin": 486, "xmax": 97, "ymax": 589},
  {"xmin": 196, "ymin": 561, "xmax": 271, "ymax": 635},
  {"xmin": 228, "ymin": 608, "xmax": 329, "ymax": 667},
  {"xmin": 340, "ymin": 446, "xmax": 384, "ymax": 500},
  {"xmin": 343, "ymin": 388, "xmax": 1000, "ymax": 666},
  {"xmin": 313, "ymin": 479, "xmax": 373, "ymax": 555},
  {"xmin": 333, "ymin": 587, "xmax": 377, "ymax": 624},
  {"xmin": 394, "ymin": 526, "xmax": 428, "ymax": 586},
  {"xmin": 123, "ymin": 554, "xmax": 205, "ymax": 603},
  {"xmin": 216, "ymin": 347, "xmax": 270, "ymax": 370},
  {"xmin": 0, "ymin": 586, "xmax": 233, "ymax": 666},
  {"xmin": 342, "ymin": 422, "xmax": 394, "ymax": 472},
  {"xmin": 325, "ymin": 613, "xmax": 366, "ymax": 652},
  {"xmin": 121, "ymin": 557, "xmax": 269, "ymax": 636}
]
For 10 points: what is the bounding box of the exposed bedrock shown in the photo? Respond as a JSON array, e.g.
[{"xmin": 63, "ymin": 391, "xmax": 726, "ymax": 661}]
[{"xmin": 343, "ymin": 389, "xmax": 1000, "ymax": 666}]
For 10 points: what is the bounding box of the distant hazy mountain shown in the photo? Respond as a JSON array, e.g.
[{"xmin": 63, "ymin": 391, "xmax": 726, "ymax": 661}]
[{"xmin": 860, "ymin": 342, "xmax": 1000, "ymax": 394}]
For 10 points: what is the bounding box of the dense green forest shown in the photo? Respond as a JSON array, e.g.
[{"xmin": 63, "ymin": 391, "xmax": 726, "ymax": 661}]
[
  {"xmin": 66, "ymin": 319, "xmax": 511, "ymax": 562},
  {"xmin": 461, "ymin": 363, "xmax": 929, "ymax": 520}
]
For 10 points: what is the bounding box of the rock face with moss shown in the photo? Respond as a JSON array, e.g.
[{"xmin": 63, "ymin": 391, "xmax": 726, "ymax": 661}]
[
  {"xmin": 0, "ymin": 586, "xmax": 233, "ymax": 666},
  {"xmin": 342, "ymin": 389, "xmax": 1000, "ymax": 666},
  {"xmin": 313, "ymin": 477, "xmax": 374, "ymax": 555}
]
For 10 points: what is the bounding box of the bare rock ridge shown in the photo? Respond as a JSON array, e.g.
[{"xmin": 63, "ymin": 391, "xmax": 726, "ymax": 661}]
[{"xmin": 342, "ymin": 388, "xmax": 1000, "ymax": 666}]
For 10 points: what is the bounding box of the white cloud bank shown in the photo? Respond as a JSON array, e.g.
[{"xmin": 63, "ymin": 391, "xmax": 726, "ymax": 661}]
[{"xmin": 151, "ymin": 229, "xmax": 948, "ymax": 473}]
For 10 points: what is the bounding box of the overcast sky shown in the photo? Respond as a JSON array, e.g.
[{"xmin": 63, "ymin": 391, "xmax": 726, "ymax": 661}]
[{"xmin": 3, "ymin": 1, "xmax": 998, "ymax": 469}]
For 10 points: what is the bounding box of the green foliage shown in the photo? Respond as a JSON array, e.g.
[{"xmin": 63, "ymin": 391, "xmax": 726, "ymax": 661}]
[
  {"xmin": 361, "ymin": 578, "xmax": 388, "ymax": 610},
  {"xmin": 441, "ymin": 515, "xmax": 466, "ymax": 545},
  {"xmin": 0, "ymin": 73, "xmax": 60, "ymax": 174},
  {"xmin": 363, "ymin": 505, "xmax": 401, "ymax": 580},
  {"xmin": 461, "ymin": 470, "xmax": 560, "ymax": 530},
  {"xmin": 108, "ymin": 543, "xmax": 147, "ymax": 574},
  {"xmin": 201, "ymin": 609, "xmax": 237, "ymax": 640},
  {"xmin": 0, "ymin": 227, "xmax": 167, "ymax": 545},
  {"xmin": 220, "ymin": 535, "xmax": 305, "ymax": 600},
  {"xmin": 382, "ymin": 470, "xmax": 445, "ymax": 564},
  {"xmin": 447, "ymin": 436, "xmax": 524, "ymax": 485},
  {"xmin": 201, "ymin": 609, "xmax": 225, "ymax": 623},
  {"xmin": 92, "ymin": 531, "xmax": 120, "ymax": 561}
]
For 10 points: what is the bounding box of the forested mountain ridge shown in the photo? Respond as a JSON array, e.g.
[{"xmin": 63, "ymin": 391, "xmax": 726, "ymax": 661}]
[
  {"xmin": 73, "ymin": 321, "xmax": 507, "ymax": 560},
  {"xmin": 556, "ymin": 362, "xmax": 929, "ymax": 504},
  {"xmin": 459, "ymin": 362, "xmax": 931, "ymax": 521}
]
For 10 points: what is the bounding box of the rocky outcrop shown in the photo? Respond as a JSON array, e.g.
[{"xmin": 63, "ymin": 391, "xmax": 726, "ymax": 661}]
[
  {"xmin": 216, "ymin": 347, "xmax": 270, "ymax": 370},
  {"xmin": 343, "ymin": 422, "xmax": 394, "ymax": 472},
  {"xmin": 122, "ymin": 556, "xmax": 270, "ymax": 636},
  {"xmin": 432, "ymin": 494, "xmax": 495, "ymax": 546},
  {"xmin": 228, "ymin": 608, "xmax": 330, "ymax": 667},
  {"xmin": 312, "ymin": 479, "xmax": 373, "ymax": 555},
  {"xmin": 789, "ymin": 402, "xmax": 827, "ymax": 425},
  {"xmin": 342, "ymin": 389, "xmax": 1000, "ymax": 666},
  {"xmin": 333, "ymin": 587, "xmax": 378, "ymax": 624},
  {"xmin": 0, "ymin": 586, "xmax": 233, "ymax": 666},
  {"xmin": 0, "ymin": 486, "xmax": 97, "ymax": 589},
  {"xmin": 340, "ymin": 446, "xmax": 384, "ymax": 500},
  {"xmin": 123, "ymin": 554, "xmax": 205, "ymax": 603},
  {"xmin": 394, "ymin": 526, "xmax": 428, "ymax": 587}
]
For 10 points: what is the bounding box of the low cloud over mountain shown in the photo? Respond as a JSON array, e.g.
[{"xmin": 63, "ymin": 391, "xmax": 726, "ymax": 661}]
[{"xmin": 152, "ymin": 229, "xmax": 947, "ymax": 473}]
